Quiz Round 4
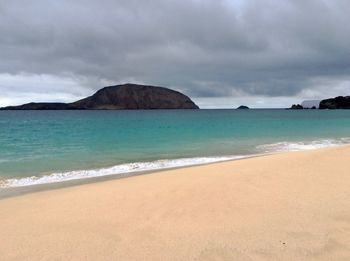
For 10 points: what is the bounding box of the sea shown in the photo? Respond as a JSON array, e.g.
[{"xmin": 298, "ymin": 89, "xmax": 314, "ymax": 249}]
[{"xmin": 1, "ymin": 109, "xmax": 350, "ymax": 188}]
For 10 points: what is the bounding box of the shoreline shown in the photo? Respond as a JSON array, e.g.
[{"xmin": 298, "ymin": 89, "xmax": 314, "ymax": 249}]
[
  {"xmin": 1, "ymin": 145, "xmax": 350, "ymax": 260},
  {"xmin": 0, "ymin": 153, "xmax": 265, "ymax": 199},
  {"xmin": 1, "ymin": 141, "xmax": 349, "ymax": 199}
]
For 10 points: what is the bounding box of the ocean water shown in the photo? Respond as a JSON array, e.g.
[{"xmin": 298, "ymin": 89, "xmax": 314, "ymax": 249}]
[{"xmin": 1, "ymin": 109, "xmax": 350, "ymax": 188}]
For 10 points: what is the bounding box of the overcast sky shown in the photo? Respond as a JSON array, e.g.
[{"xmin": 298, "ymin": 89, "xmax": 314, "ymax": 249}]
[{"xmin": 1, "ymin": 0, "xmax": 350, "ymax": 108}]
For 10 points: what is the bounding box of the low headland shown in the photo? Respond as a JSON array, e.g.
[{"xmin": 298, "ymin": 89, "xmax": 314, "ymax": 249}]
[{"xmin": 289, "ymin": 96, "xmax": 350, "ymax": 110}]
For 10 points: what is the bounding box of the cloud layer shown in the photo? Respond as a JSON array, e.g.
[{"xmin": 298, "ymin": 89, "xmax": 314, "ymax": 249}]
[{"xmin": 1, "ymin": 0, "xmax": 350, "ymax": 107}]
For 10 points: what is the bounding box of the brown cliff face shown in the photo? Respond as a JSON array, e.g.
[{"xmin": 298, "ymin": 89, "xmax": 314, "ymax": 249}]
[{"xmin": 1, "ymin": 84, "xmax": 199, "ymax": 110}]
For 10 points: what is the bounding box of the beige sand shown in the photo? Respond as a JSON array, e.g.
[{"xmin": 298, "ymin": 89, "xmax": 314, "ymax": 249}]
[{"xmin": 1, "ymin": 146, "xmax": 350, "ymax": 260}]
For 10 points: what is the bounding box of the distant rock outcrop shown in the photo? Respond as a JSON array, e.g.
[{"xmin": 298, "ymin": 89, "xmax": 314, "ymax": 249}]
[
  {"xmin": 1, "ymin": 83, "xmax": 199, "ymax": 110},
  {"xmin": 289, "ymin": 104, "xmax": 304, "ymax": 110},
  {"xmin": 236, "ymin": 105, "xmax": 249, "ymax": 109},
  {"xmin": 319, "ymin": 96, "xmax": 350, "ymax": 109}
]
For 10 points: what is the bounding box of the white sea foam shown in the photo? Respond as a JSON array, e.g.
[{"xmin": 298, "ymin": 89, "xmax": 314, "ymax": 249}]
[
  {"xmin": 257, "ymin": 138, "xmax": 350, "ymax": 153},
  {"xmin": 1, "ymin": 156, "xmax": 246, "ymax": 188},
  {"xmin": 0, "ymin": 158, "xmax": 11, "ymax": 164},
  {"xmin": 2, "ymin": 137, "xmax": 350, "ymax": 189}
]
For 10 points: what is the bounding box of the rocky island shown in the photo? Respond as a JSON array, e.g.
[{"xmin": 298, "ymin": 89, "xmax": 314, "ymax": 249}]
[
  {"xmin": 289, "ymin": 104, "xmax": 304, "ymax": 110},
  {"xmin": 319, "ymin": 96, "xmax": 350, "ymax": 109},
  {"xmin": 0, "ymin": 83, "xmax": 199, "ymax": 110},
  {"xmin": 236, "ymin": 105, "xmax": 249, "ymax": 109},
  {"xmin": 288, "ymin": 96, "xmax": 350, "ymax": 110}
]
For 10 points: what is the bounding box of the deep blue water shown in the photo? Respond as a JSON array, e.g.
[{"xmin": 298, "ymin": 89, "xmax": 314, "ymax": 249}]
[{"xmin": 1, "ymin": 109, "xmax": 350, "ymax": 187}]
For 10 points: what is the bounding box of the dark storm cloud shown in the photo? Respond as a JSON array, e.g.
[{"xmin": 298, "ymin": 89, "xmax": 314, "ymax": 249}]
[{"xmin": 1, "ymin": 0, "xmax": 350, "ymax": 105}]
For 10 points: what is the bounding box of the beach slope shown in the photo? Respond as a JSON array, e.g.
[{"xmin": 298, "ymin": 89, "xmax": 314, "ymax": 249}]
[{"xmin": 1, "ymin": 146, "xmax": 350, "ymax": 260}]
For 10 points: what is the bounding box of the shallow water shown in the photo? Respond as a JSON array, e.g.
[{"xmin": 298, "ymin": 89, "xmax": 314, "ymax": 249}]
[{"xmin": 1, "ymin": 109, "xmax": 350, "ymax": 187}]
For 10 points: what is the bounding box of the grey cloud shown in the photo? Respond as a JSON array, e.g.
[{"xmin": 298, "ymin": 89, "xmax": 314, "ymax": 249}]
[{"xmin": 0, "ymin": 0, "xmax": 350, "ymax": 105}]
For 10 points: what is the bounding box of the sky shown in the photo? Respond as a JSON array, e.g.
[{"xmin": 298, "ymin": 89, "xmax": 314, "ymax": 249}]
[{"xmin": 1, "ymin": 0, "xmax": 350, "ymax": 108}]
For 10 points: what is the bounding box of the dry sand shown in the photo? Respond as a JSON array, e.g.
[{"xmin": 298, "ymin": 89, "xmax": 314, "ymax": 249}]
[{"xmin": 1, "ymin": 146, "xmax": 350, "ymax": 260}]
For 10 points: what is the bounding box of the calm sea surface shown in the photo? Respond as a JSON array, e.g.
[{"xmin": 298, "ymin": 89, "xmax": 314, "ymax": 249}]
[{"xmin": 1, "ymin": 109, "xmax": 350, "ymax": 187}]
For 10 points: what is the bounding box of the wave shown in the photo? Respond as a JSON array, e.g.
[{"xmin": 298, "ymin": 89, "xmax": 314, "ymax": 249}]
[
  {"xmin": 0, "ymin": 159, "xmax": 10, "ymax": 164},
  {"xmin": 2, "ymin": 137, "xmax": 350, "ymax": 189},
  {"xmin": 256, "ymin": 137, "xmax": 350, "ymax": 153},
  {"xmin": 0, "ymin": 155, "xmax": 247, "ymax": 188}
]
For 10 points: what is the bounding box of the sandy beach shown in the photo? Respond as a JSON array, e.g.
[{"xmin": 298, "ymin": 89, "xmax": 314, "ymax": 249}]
[{"xmin": 1, "ymin": 146, "xmax": 350, "ymax": 260}]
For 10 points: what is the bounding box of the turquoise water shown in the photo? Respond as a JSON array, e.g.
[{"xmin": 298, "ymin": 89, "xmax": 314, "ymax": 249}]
[{"xmin": 1, "ymin": 109, "xmax": 350, "ymax": 187}]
